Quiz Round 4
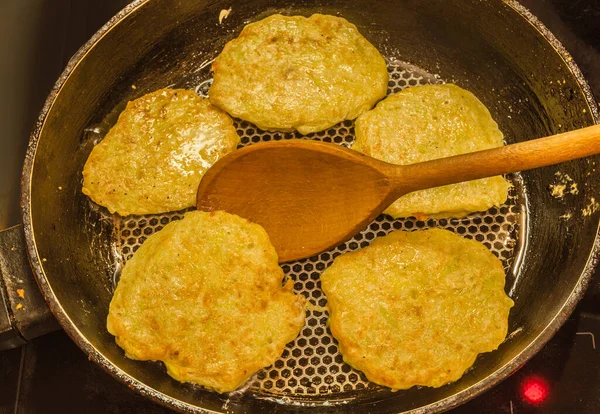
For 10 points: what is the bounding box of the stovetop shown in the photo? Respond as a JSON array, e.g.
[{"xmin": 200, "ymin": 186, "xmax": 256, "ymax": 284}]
[{"xmin": 1, "ymin": 0, "xmax": 599, "ymax": 413}]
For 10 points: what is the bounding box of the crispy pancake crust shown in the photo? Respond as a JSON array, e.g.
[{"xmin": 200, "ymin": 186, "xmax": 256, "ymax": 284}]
[
  {"xmin": 321, "ymin": 229, "xmax": 513, "ymax": 390},
  {"xmin": 209, "ymin": 14, "xmax": 388, "ymax": 134},
  {"xmin": 354, "ymin": 84, "xmax": 509, "ymax": 218},
  {"xmin": 82, "ymin": 89, "xmax": 239, "ymax": 216},
  {"xmin": 107, "ymin": 211, "xmax": 306, "ymax": 393}
]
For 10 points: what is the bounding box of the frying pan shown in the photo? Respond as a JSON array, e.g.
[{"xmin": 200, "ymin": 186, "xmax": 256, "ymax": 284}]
[{"xmin": 0, "ymin": 0, "xmax": 599, "ymax": 412}]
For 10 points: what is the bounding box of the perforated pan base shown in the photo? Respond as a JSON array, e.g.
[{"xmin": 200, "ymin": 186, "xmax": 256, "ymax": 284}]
[{"xmin": 112, "ymin": 60, "xmax": 525, "ymax": 404}]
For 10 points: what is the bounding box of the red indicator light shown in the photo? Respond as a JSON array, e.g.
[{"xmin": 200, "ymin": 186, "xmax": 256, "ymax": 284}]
[{"xmin": 521, "ymin": 376, "xmax": 549, "ymax": 405}]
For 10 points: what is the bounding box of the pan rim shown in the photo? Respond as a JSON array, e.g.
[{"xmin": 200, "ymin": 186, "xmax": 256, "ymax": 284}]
[{"xmin": 19, "ymin": 0, "xmax": 600, "ymax": 413}]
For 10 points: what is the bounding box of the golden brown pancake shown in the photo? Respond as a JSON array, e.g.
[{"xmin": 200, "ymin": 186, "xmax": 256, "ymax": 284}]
[
  {"xmin": 209, "ymin": 14, "xmax": 388, "ymax": 134},
  {"xmin": 321, "ymin": 228, "xmax": 513, "ymax": 390},
  {"xmin": 82, "ymin": 89, "xmax": 239, "ymax": 216},
  {"xmin": 107, "ymin": 210, "xmax": 306, "ymax": 392},
  {"xmin": 353, "ymin": 84, "xmax": 509, "ymax": 219}
]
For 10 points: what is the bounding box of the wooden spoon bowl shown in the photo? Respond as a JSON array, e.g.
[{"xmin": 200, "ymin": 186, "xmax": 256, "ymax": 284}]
[{"xmin": 197, "ymin": 125, "xmax": 600, "ymax": 262}]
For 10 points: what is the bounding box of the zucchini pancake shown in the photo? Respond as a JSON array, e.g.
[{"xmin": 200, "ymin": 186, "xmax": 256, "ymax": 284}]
[
  {"xmin": 353, "ymin": 83, "xmax": 509, "ymax": 219},
  {"xmin": 209, "ymin": 14, "xmax": 389, "ymax": 134},
  {"xmin": 107, "ymin": 211, "xmax": 306, "ymax": 393},
  {"xmin": 321, "ymin": 229, "xmax": 513, "ymax": 390},
  {"xmin": 82, "ymin": 89, "xmax": 239, "ymax": 216}
]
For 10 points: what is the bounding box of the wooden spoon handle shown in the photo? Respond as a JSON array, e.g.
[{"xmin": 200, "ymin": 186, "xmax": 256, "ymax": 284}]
[{"xmin": 394, "ymin": 124, "xmax": 600, "ymax": 195}]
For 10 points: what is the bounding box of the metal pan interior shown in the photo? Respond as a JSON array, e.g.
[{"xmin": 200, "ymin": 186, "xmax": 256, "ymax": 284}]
[{"xmin": 22, "ymin": 0, "xmax": 600, "ymax": 413}]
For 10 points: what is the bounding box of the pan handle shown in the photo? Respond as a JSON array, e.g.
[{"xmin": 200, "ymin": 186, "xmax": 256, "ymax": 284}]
[{"xmin": 0, "ymin": 225, "xmax": 60, "ymax": 350}]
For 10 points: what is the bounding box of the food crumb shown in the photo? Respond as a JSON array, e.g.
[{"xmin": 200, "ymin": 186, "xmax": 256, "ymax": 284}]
[
  {"xmin": 16, "ymin": 289, "xmax": 25, "ymax": 299},
  {"xmin": 583, "ymin": 197, "xmax": 599, "ymax": 216},
  {"xmin": 58, "ymin": 186, "xmax": 63, "ymax": 190},
  {"xmin": 219, "ymin": 7, "xmax": 232, "ymax": 24},
  {"xmin": 131, "ymin": 84, "xmax": 137, "ymax": 90},
  {"xmin": 570, "ymin": 183, "xmax": 579, "ymax": 195},
  {"xmin": 559, "ymin": 211, "xmax": 573, "ymax": 220},
  {"xmin": 550, "ymin": 184, "xmax": 566, "ymax": 198},
  {"xmin": 506, "ymin": 327, "xmax": 523, "ymax": 340},
  {"xmin": 16, "ymin": 304, "xmax": 23, "ymax": 310},
  {"xmin": 549, "ymin": 171, "xmax": 579, "ymax": 199},
  {"xmin": 42, "ymin": 258, "xmax": 47, "ymax": 262}
]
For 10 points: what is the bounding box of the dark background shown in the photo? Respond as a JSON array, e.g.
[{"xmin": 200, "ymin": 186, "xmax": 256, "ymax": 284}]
[{"xmin": 1, "ymin": 0, "xmax": 599, "ymax": 413}]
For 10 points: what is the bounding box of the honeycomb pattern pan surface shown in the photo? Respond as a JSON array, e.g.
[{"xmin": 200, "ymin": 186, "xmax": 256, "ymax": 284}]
[{"xmin": 110, "ymin": 61, "xmax": 525, "ymax": 405}]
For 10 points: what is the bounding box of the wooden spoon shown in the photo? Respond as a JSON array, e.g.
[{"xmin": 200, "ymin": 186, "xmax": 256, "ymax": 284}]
[{"xmin": 197, "ymin": 124, "xmax": 600, "ymax": 262}]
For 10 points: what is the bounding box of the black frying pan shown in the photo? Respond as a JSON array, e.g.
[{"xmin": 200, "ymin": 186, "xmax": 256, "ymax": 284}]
[{"xmin": 1, "ymin": 0, "xmax": 599, "ymax": 412}]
